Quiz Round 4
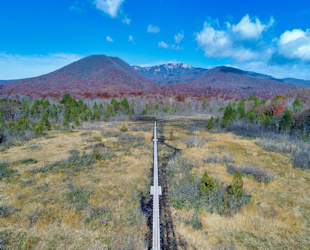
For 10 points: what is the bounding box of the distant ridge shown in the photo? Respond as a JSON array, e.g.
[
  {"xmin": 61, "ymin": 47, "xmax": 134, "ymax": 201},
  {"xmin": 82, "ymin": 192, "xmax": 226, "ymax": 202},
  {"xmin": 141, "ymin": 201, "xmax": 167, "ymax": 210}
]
[
  {"xmin": 0, "ymin": 55, "xmax": 309, "ymax": 99},
  {"xmin": 0, "ymin": 55, "xmax": 156, "ymax": 98}
]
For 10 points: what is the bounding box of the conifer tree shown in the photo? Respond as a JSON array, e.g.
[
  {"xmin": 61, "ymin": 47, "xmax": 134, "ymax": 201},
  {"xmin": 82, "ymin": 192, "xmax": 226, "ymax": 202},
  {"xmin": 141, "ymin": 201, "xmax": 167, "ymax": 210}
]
[
  {"xmin": 207, "ymin": 116, "xmax": 215, "ymax": 130},
  {"xmin": 74, "ymin": 117, "xmax": 81, "ymax": 126},
  {"xmin": 237, "ymin": 99, "xmax": 246, "ymax": 119},
  {"xmin": 35, "ymin": 120, "xmax": 45, "ymax": 135},
  {"xmin": 198, "ymin": 172, "xmax": 217, "ymax": 194},
  {"xmin": 42, "ymin": 112, "xmax": 51, "ymax": 130},
  {"xmin": 292, "ymin": 97, "xmax": 302, "ymax": 111},
  {"xmin": 230, "ymin": 170, "xmax": 243, "ymax": 200},
  {"xmin": 279, "ymin": 108, "xmax": 292, "ymax": 132},
  {"xmin": 120, "ymin": 98, "xmax": 129, "ymax": 110}
]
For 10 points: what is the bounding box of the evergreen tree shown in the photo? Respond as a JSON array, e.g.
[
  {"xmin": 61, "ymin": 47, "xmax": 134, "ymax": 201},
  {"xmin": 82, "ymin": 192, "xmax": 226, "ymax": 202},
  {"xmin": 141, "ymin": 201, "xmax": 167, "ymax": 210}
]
[
  {"xmin": 120, "ymin": 98, "xmax": 129, "ymax": 110},
  {"xmin": 248, "ymin": 95, "xmax": 255, "ymax": 101},
  {"xmin": 163, "ymin": 105, "xmax": 169, "ymax": 112},
  {"xmin": 64, "ymin": 109, "xmax": 71, "ymax": 122},
  {"xmin": 279, "ymin": 108, "xmax": 292, "ymax": 132},
  {"xmin": 93, "ymin": 102, "xmax": 98, "ymax": 110},
  {"xmin": 42, "ymin": 112, "xmax": 51, "ymax": 130},
  {"xmin": 62, "ymin": 118, "xmax": 68, "ymax": 128},
  {"xmin": 93, "ymin": 110, "xmax": 101, "ymax": 119},
  {"xmin": 261, "ymin": 113, "xmax": 272, "ymax": 127},
  {"xmin": 62, "ymin": 93, "xmax": 72, "ymax": 104},
  {"xmin": 206, "ymin": 116, "xmax": 215, "ymax": 130},
  {"xmin": 35, "ymin": 120, "xmax": 45, "ymax": 135},
  {"xmin": 105, "ymin": 104, "xmax": 114, "ymax": 119},
  {"xmin": 74, "ymin": 117, "xmax": 81, "ymax": 126},
  {"xmin": 230, "ymin": 170, "xmax": 243, "ymax": 200},
  {"xmin": 237, "ymin": 99, "xmax": 246, "ymax": 119},
  {"xmin": 198, "ymin": 172, "xmax": 218, "ymax": 195},
  {"xmin": 221, "ymin": 102, "xmax": 236, "ymax": 128},
  {"xmin": 292, "ymin": 97, "xmax": 302, "ymax": 111},
  {"xmin": 42, "ymin": 99, "xmax": 50, "ymax": 109},
  {"xmin": 111, "ymin": 98, "xmax": 119, "ymax": 111}
]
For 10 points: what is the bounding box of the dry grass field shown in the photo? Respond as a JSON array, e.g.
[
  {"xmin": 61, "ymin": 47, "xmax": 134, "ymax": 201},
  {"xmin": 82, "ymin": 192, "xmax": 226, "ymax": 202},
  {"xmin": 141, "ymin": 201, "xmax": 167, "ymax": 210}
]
[
  {"xmin": 0, "ymin": 121, "xmax": 154, "ymax": 249},
  {"xmin": 1, "ymin": 118, "xmax": 310, "ymax": 249},
  {"xmin": 159, "ymin": 120, "xmax": 310, "ymax": 249}
]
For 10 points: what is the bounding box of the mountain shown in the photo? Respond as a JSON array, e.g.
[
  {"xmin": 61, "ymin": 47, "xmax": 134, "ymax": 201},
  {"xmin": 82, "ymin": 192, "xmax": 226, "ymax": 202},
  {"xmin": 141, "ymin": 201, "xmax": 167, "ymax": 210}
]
[
  {"xmin": 1, "ymin": 55, "xmax": 309, "ymax": 100},
  {"xmin": 0, "ymin": 55, "xmax": 156, "ymax": 98},
  {"xmin": 133, "ymin": 63, "xmax": 207, "ymax": 85},
  {"xmin": 0, "ymin": 80, "xmax": 24, "ymax": 84},
  {"xmin": 134, "ymin": 64, "xmax": 296, "ymax": 99},
  {"xmin": 283, "ymin": 78, "xmax": 310, "ymax": 88}
]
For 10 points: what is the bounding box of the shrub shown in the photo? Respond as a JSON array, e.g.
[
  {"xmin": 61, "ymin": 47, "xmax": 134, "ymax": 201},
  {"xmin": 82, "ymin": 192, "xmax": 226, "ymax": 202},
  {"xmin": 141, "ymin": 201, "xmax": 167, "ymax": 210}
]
[
  {"xmin": 12, "ymin": 158, "xmax": 38, "ymax": 165},
  {"xmin": 222, "ymin": 155, "xmax": 234, "ymax": 163},
  {"xmin": 0, "ymin": 162, "xmax": 15, "ymax": 180},
  {"xmin": 207, "ymin": 116, "xmax": 215, "ymax": 130},
  {"xmin": 167, "ymin": 155, "xmax": 251, "ymax": 215},
  {"xmin": 0, "ymin": 205, "xmax": 16, "ymax": 218},
  {"xmin": 203, "ymin": 155, "xmax": 220, "ymax": 163},
  {"xmin": 292, "ymin": 151, "xmax": 310, "ymax": 170},
  {"xmin": 185, "ymin": 213, "xmax": 203, "ymax": 230},
  {"xmin": 198, "ymin": 172, "xmax": 217, "ymax": 194},
  {"xmin": 120, "ymin": 124, "xmax": 128, "ymax": 132},
  {"xmin": 227, "ymin": 164, "xmax": 273, "ymax": 184},
  {"xmin": 279, "ymin": 108, "xmax": 292, "ymax": 132},
  {"xmin": 65, "ymin": 183, "xmax": 92, "ymax": 212},
  {"xmin": 184, "ymin": 137, "xmax": 210, "ymax": 148},
  {"xmin": 118, "ymin": 133, "xmax": 144, "ymax": 142},
  {"xmin": 229, "ymin": 171, "xmax": 243, "ymax": 200}
]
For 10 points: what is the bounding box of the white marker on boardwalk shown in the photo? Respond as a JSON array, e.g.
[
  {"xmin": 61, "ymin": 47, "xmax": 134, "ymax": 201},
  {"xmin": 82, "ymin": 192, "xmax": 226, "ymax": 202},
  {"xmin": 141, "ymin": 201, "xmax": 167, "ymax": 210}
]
[{"xmin": 150, "ymin": 121, "xmax": 162, "ymax": 250}]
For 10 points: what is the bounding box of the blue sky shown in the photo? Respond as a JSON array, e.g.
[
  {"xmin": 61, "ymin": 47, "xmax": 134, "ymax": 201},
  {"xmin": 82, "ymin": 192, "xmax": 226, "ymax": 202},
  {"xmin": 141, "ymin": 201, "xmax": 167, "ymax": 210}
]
[{"xmin": 1, "ymin": 0, "xmax": 310, "ymax": 79}]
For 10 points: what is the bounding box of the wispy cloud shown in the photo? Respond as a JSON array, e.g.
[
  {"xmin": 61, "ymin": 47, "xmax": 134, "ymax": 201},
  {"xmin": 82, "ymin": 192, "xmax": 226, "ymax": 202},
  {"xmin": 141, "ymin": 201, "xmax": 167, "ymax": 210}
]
[
  {"xmin": 106, "ymin": 36, "xmax": 114, "ymax": 42},
  {"xmin": 174, "ymin": 32, "xmax": 184, "ymax": 43},
  {"xmin": 0, "ymin": 53, "xmax": 82, "ymax": 79},
  {"xmin": 158, "ymin": 41, "xmax": 169, "ymax": 49},
  {"xmin": 147, "ymin": 24, "xmax": 160, "ymax": 33},
  {"xmin": 93, "ymin": 0, "xmax": 124, "ymax": 18},
  {"xmin": 158, "ymin": 41, "xmax": 183, "ymax": 50},
  {"xmin": 128, "ymin": 35, "xmax": 133, "ymax": 42},
  {"xmin": 122, "ymin": 17, "xmax": 131, "ymax": 25}
]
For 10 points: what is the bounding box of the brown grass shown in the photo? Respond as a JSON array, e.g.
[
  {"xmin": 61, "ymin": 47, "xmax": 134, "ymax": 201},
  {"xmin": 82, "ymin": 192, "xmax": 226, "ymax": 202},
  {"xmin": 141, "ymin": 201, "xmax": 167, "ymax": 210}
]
[
  {"xmin": 0, "ymin": 121, "xmax": 151, "ymax": 249},
  {"xmin": 163, "ymin": 119, "xmax": 310, "ymax": 249},
  {"xmin": 1, "ymin": 118, "xmax": 310, "ymax": 249}
]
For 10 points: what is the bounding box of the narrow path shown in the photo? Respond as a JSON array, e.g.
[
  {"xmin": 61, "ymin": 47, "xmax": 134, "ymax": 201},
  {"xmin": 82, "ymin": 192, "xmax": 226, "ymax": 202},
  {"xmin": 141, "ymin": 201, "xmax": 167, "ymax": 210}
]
[{"xmin": 151, "ymin": 121, "xmax": 162, "ymax": 250}]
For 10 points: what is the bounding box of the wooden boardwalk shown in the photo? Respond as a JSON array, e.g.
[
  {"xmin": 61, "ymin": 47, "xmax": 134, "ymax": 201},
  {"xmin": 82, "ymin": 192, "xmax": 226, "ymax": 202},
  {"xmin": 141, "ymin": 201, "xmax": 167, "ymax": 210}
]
[{"xmin": 150, "ymin": 121, "xmax": 162, "ymax": 249}]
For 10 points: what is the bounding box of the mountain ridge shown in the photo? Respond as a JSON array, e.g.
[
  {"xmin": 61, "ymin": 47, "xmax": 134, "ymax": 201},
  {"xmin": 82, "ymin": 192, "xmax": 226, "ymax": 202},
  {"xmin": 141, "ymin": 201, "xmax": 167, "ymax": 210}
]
[{"xmin": 0, "ymin": 55, "xmax": 309, "ymax": 99}]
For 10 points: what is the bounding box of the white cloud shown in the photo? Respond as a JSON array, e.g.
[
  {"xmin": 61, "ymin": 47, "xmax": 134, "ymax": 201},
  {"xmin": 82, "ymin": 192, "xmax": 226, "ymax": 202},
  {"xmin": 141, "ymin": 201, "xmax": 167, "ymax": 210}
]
[
  {"xmin": 93, "ymin": 0, "xmax": 124, "ymax": 18},
  {"xmin": 0, "ymin": 53, "xmax": 82, "ymax": 79},
  {"xmin": 106, "ymin": 36, "xmax": 113, "ymax": 42},
  {"xmin": 278, "ymin": 29, "xmax": 310, "ymax": 61},
  {"xmin": 128, "ymin": 35, "xmax": 133, "ymax": 42},
  {"xmin": 174, "ymin": 32, "xmax": 184, "ymax": 43},
  {"xmin": 147, "ymin": 25, "xmax": 160, "ymax": 33},
  {"xmin": 122, "ymin": 17, "xmax": 131, "ymax": 24},
  {"xmin": 158, "ymin": 41, "xmax": 169, "ymax": 49},
  {"xmin": 195, "ymin": 22, "xmax": 257, "ymax": 62},
  {"xmin": 235, "ymin": 60, "xmax": 310, "ymax": 80},
  {"xmin": 171, "ymin": 45, "xmax": 183, "ymax": 50},
  {"xmin": 231, "ymin": 14, "xmax": 274, "ymax": 40}
]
